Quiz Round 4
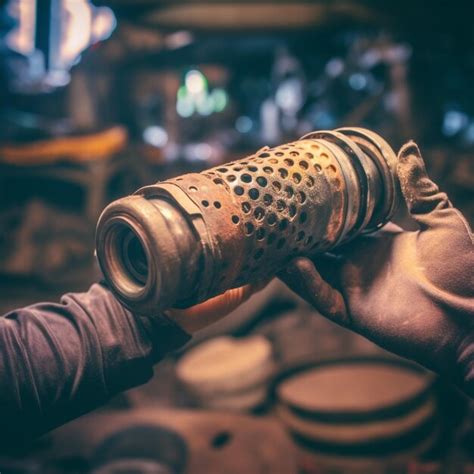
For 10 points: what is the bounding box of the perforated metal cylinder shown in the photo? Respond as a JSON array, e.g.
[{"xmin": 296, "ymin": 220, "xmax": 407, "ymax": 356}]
[{"xmin": 96, "ymin": 128, "xmax": 399, "ymax": 314}]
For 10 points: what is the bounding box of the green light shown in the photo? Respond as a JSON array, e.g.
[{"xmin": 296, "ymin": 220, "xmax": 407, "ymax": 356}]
[
  {"xmin": 212, "ymin": 88, "xmax": 228, "ymax": 112},
  {"xmin": 177, "ymin": 98, "xmax": 194, "ymax": 118},
  {"xmin": 177, "ymin": 85, "xmax": 188, "ymax": 101}
]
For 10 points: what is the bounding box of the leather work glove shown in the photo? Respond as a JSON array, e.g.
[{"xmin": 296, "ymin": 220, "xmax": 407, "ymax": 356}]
[{"xmin": 280, "ymin": 142, "xmax": 474, "ymax": 396}]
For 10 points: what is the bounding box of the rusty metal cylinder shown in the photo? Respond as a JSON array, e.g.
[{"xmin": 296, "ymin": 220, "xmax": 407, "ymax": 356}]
[{"xmin": 96, "ymin": 128, "xmax": 399, "ymax": 314}]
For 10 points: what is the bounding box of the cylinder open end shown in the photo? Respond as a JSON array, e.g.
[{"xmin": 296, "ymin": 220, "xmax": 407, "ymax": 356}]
[
  {"xmin": 99, "ymin": 215, "xmax": 153, "ymax": 301},
  {"xmin": 121, "ymin": 229, "xmax": 149, "ymax": 285}
]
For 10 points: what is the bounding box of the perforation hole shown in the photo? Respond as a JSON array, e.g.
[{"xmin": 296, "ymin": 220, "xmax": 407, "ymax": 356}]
[
  {"xmin": 202, "ymin": 200, "xmax": 209, "ymax": 207},
  {"xmin": 306, "ymin": 176, "xmax": 315, "ymax": 187},
  {"xmin": 242, "ymin": 202, "xmax": 251, "ymax": 213},
  {"xmin": 278, "ymin": 168, "xmax": 288, "ymax": 179},
  {"xmin": 297, "ymin": 191, "xmax": 306, "ymax": 203},
  {"xmin": 232, "ymin": 215, "xmax": 240, "ymax": 224},
  {"xmin": 263, "ymin": 166, "xmax": 273, "ymax": 174},
  {"xmin": 189, "ymin": 186, "xmax": 198, "ymax": 191},
  {"xmin": 227, "ymin": 175, "xmax": 237, "ymax": 182},
  {"xmin": 284, "ymin": 158, "xmax": 294, "ymax": 166},
  {"xmin": 254, "ymin": 207, "xmax": 265, "ymax": 221},
  {"xmin": 327, "ymin": 165, "xmax": 337, "ymax": 174},
  {"xmin": 276, "ymin": 199, "xmax": 286, "ymax": 211},
  {"xmin": 289, "ymin": 204, "xmax": 297, "ymax": 218},
  {"xmin": 290, "ymin": 151, "xmax": 299, "ymax": 157},
  {"xmin": 300, "ymin": 212, "xmax": 308, "ymax": 223},
  {"xmin": 233, "ymin": 166, "xmax": 243, "ymax": 172},
  {"xmin": 305, "ymin": 153, "xmax": 314, "ymax": 159},
  {"xmin": 241, "ymin": 173, "xmax": 252, "ymax": 183},
  {"xmin": 217, "ymin": 167, "xmax": 228, "ymax": 173},
  {"xmin": 256, "ymin": 228, "xmax": 266, "ymax": 240},
  {"xmin": 254, "ymin": 249, "xmax": 264, "ymax": 260},
  {"xmin": 276, "ymin": 152, "xmax": 284, "ymax": 157},
  {"xmin": 267, "ymin": 213, "xmax": 277, "ymax": 225},
  {"xmin": 269, "ymin": 158, "xmax": 278, "ymax": 164},
  {"xmin": 305, "ymin": 236, "xmax": 313, "ymax": 246},
  {"xmin": 245, "ymin": 223, "xmax": 254, "ymax": 235},
  {"xmin": 314, "ymin": 164, "xmax": 322, "ymax": 173},
  {"xmin": 249, "ymin": 188, "xmax": 260, "ymax": 200},
  {"xmin": 276, "ymin": 238, "xmax": 286, "ymax": 249},
  {"xmin": 268, "ymin": 233, "xmax": 276, "ymax": 245},
  {"xmin": 259, "ymin": 152, "xmax": 270, "ymax": 158},
  {"xmin": 248, "ymin": 166, "xmax": 258, "ymax": 172},
  {"xmin": 279, "ymin": 219, "xmax": 289, "ymax": 231},
  {"xmin": 234, "ymin": 186, "xmax": 244, "ymax": 196},
  {"xmin": 293, "ymin": 173, "xmax": 302, "ymax": 184},
  {"xmin": 256, "ymin": 176, "xmax": 267, "ymax": 187},
  {"xmin": 213, "ymin": 178, "xmax": 224, "ymax": 185},
  {"xmin": 285, "ymin": 186, "xmax": 294, "ymax": 198},
  {"xmin": 299, "ymin": 161, "xmax": 309, "ymax": 170},
  {"xmin": 214, "ymin": 201, "xmax": 222, "ymax": 209},
  {"xmin": 263, "ymin": 194, "xmax": 273, "ymax": 206},
  {"xmin": 272, "ymin": 181, "xmax": 282, "ymax": 191}
]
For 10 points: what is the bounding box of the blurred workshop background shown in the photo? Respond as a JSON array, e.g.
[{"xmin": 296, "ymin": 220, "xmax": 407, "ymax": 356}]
[{"xmin": 0, "ymin": 1, "xmax": 473, "ymax": 473}]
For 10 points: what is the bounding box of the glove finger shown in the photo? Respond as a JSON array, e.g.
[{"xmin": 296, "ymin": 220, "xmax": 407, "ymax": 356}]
[
  {"xmin": 397, "ymin": 141, "xmax": 452, "ymax": 227},
  {"xmin": 279, "ymin": 257, "xmax": 351, "ymax": 328},
  {"xmin": 168, "ymin": 283, "xmax": 259, "ymax": 333}
]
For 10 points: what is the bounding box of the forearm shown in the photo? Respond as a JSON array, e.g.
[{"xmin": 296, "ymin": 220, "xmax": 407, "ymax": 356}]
[{"xmin": 0, "ymin": 283, "xmax": 190, "ymax": 445}]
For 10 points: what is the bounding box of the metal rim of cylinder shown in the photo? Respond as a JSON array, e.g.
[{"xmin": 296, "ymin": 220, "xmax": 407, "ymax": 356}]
[
  {"xmin": 336, "ymin": 127, "xmax": 399, "ymax": 232},
  {"xmin": 301, "ymin": 130, "xmax": 371, "ymax": 245}
]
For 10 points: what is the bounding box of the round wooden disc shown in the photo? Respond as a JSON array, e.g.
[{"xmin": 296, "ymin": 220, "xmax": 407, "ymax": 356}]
[
  {"xmin": 277, "ymin": 359, "xmax": 433, "ymax": 415},
  {"xmin": 177, "ymin": 336, "xmax": 273, "ymax": 394},
  {"xmin": 276, "ymin": 397, "xmax": 436, "ymax": 444}
]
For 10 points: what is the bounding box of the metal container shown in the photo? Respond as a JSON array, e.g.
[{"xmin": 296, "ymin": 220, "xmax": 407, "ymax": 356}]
[{"xmin": 96, "ymin": 127, "xmax": 399, "ymax": 314}]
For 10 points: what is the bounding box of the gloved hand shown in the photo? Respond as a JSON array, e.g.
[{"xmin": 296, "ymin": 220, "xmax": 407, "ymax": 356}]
[{"xmin": 280, "ymin": 142, "xmax": 474, "ymax": 396}]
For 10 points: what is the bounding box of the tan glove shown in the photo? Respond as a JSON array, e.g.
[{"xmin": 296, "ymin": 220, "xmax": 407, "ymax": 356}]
[
  {"xmin": 166, "ymin": 285, "xmax": 257, "ymax": 334},
  {"xmin": 280, "ymin": 142, "xmax": 474, "ymax": 396}
]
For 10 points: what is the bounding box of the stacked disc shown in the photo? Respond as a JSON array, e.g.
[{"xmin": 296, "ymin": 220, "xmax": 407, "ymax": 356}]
[
  {"xmin": 177, "ymin": 336, "xmax": 274, "ymax": 411},
  {"xmin": 274, "ymin": 357, "xmax": 438, "ymax": 472}
]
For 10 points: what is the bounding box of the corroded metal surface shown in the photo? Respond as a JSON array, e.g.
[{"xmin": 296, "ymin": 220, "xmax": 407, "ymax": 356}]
[{"xmin": 96, "ymin": 128, "xmax": 399, "ymax": 314}]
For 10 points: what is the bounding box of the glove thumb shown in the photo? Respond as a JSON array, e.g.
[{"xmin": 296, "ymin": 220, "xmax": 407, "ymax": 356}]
[
  {"xmin": 397, "ymin": 141, "xmax": 453, "ymax": 230},
  {"xmin": 279, "ymin": 257, "xmax": 351, "ymax": 328}
]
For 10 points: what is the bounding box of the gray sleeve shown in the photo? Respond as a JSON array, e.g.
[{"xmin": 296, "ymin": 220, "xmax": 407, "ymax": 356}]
[{"xmin": 0, "ymin": 283, "xmax": 190, "ymax": 447}]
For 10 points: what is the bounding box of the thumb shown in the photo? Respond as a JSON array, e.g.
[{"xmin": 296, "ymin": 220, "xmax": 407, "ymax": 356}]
[
  {"xmin": 397, "ymin": 141, "xmax": 452, "ymax": 229},
  {"xmin": 167, "ymin": 284, "xmax": 258, "ymax": 333},
  {"xmin": 279, "ymin": 257, "xmax": 351, "ymax": 328}
]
